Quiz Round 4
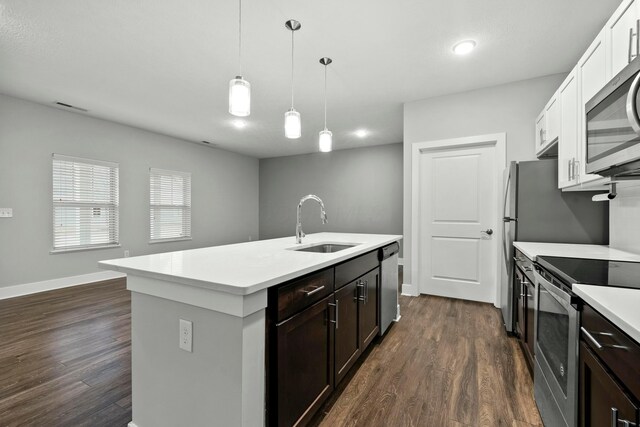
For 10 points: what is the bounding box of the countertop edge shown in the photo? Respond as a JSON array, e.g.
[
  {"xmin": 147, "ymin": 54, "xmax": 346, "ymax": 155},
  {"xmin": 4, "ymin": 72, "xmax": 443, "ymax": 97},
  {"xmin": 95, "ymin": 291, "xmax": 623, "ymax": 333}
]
[
  {"xmin": 573, "ymin": 284, "xmax": 640, "ymax": 344},
  {"xmin": 99, "ymin": 235, "xmax": 402, "ymax": 296}
]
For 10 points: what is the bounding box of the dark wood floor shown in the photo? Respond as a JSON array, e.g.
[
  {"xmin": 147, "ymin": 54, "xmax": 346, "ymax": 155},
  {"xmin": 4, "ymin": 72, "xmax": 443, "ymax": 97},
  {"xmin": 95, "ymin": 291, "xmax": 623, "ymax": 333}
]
[
  {"xmin": 0, "ymin": 274, "xmax": 541, "ymax": 427},
  {"xmin": 0, "ymin": 278, "xmax": 131, "ymax": 427},
  {"xmin": 312, "ymin": 295, "xmax": 542, "ymax": 427}
]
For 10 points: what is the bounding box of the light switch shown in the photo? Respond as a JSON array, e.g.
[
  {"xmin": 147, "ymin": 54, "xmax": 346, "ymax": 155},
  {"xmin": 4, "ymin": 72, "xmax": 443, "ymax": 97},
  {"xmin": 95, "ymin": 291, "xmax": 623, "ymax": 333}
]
[{"xmin": 0, "ymin": 208, "xmax": 13, "ymax": 218}]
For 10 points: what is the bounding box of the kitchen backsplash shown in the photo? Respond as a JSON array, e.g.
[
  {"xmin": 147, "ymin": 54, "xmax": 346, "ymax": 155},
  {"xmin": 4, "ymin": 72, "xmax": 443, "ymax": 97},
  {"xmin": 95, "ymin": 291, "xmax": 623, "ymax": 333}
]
[{"xmin": 610, "ymin": 182, "xmax": 640, "ymax": 254}]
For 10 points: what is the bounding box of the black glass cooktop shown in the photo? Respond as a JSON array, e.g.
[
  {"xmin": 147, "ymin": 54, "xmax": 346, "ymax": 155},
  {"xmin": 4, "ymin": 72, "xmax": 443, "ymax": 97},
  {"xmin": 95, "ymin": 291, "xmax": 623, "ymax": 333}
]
[{"xmin": 537, "ymin": 256, "xmax": 640, "ymax": 290}]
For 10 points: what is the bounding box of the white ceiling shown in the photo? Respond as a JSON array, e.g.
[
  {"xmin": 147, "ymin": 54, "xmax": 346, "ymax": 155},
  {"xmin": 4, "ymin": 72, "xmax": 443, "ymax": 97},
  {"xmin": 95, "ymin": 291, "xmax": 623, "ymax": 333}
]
[{"xmin": 0, "ymin": 0, "xmax": 621, "ymax": 158}]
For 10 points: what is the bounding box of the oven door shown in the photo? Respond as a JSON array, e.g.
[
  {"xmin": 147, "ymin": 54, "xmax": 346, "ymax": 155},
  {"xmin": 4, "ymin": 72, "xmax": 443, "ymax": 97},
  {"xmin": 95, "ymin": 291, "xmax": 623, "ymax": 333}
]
[
  {"xmin": 586, "ymin": 60, "xmax": 640, "ymax": 175},
  {"xmin": 533, "ymin": 270, "xmax": 579, "ymax": 427}
]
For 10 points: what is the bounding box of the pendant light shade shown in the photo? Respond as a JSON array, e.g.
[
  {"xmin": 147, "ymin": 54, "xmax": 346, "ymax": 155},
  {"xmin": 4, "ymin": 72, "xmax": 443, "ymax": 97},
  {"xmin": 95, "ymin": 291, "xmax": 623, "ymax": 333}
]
[
  {"xmin": 284, "ymin": 20, "xmax": 302, "ymax": 139},
  {"xmin": 284, "ymin": 109, "xmax": 302, "ymax": 139},
  {"xmin": 319, "ymin": 129, "xmax": 332, "ymax": 152},
  {"xmin": 318, "ymin": 57, "xmax": 333, "ymax": 152},
  {"xmin": 229, "ymin": 0, "xmax": 250, "ymax": 117},
  {"xmin": 229, "ymin": 77, "xmax": 250, "ymax": 117}
]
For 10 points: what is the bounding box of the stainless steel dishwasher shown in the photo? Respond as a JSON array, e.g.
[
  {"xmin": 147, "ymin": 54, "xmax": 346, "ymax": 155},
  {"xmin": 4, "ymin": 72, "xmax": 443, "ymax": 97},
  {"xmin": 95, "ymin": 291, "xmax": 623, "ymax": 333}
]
[{"xmin": 379, "ymin": 242, "xmax": 400, "ymax": 335}]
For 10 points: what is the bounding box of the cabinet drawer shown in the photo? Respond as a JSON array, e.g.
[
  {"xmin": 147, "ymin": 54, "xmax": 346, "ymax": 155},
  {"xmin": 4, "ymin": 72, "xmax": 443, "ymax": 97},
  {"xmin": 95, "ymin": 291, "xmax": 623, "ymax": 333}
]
[
  {"xmin": 335, "ymin": 250, "xmax": 378, "ymax": 290},
  {"xmin": 275, "ymin": 269, "xmax": 333, "ymax": 323},
  {"xmin": 514, "ymin": 249, "xmax": 534, "ymax": 282},
  {"xmin": 581, "ymin": 304, "xmax": 640, "ymax": 399}
]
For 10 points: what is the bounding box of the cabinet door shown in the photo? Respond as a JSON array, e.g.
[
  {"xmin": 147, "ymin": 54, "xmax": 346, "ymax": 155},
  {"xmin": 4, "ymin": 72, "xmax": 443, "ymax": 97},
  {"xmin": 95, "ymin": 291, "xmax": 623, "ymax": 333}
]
[
  {"xmin": 359, "ymin": 268, "xmax": 379, "ymax": 351},
  {"xmin": 525, "ymin": 280, "xmax": 535, "ymax": 360},
  {"xmin": 559, "ymin": 68, "xmax": 580, "ymax": 189},
  {"xmin": 334, "ymin": 281, "xmax": 360, "ymax": 385},
  {"xmin": 535, "ymin": 110, "xmax": 546, "ymax": 153},
  {"xmin": 515, "ymin": 269, "xmax": 525, "ymax": 340},
  {"xmin": 579, "ymin": 342, "xmax": 639, "ymax": 427},
  {"xmin": 544, "ymin": 92, "xmax": 560, "ymax": 146},
  {"xmin": 607, "ymin": 0, "xmax": 640, "ymax": 77},
  {"xmin": 577, "ymin": 29, "xmax": 607, "ymax": 185},
  {"xmin": 275, "ymin": 295, "xmax": 334, "ymax": 427}
]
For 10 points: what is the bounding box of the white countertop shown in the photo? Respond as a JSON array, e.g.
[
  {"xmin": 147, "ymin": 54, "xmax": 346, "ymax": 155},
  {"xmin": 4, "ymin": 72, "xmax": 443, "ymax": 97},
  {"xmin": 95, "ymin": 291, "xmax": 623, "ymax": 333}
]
[
  {"xmin": 99, "ymin": 232, "xmax": 402, "ymax": 296},
  {"xmin": 513, "ymin": 242, "xmax": 640, "ymax": 262},
  {"xmin": 573, "ymin": 284, "xmax": 640, "ymax": 344}
]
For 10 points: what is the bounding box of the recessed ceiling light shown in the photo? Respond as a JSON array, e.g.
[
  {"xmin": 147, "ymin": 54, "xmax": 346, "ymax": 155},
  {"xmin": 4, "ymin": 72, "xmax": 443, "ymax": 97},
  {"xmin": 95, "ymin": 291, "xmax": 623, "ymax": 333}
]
[
  {"xmin": 452, "ymin": 40, "xmax": 476, "ymax": 55},
  {"xmin": 355, "ymin": 129, "xmax": 368, "ymax": 138},
  {"xmin": 232, "ymin": 119, "xmax": 247, "ymax": 129}
]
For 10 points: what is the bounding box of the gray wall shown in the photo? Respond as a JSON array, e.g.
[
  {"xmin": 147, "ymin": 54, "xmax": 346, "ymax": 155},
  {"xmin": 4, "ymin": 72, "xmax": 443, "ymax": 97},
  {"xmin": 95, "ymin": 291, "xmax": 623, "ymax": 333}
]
[
  {"xmin": 402, "ymin": 73, "xmax": 567, "ymax": 286},
  {"xmin": 0, "ymin": 94, "xmax": 259, "ymax": 287},
  {"xmin": 259, "ymin": 143, "xmax": 403, "ymax": 253}
]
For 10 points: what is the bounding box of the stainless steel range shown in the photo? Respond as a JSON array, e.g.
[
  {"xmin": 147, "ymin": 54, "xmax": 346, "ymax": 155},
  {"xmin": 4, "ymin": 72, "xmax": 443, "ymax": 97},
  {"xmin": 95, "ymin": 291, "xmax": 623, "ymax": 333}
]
[
  {"xmin": 533, "ymin": 256, "xmax": 640, "ymax": 427},
  {"xmin": 533, "ymin": 262, "xmax": 580, "ymax": 427}
]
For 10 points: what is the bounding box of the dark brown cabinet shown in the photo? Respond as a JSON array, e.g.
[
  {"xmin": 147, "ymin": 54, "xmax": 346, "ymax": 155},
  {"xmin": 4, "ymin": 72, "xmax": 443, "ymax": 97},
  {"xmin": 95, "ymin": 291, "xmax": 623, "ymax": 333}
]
[
  {"xmin": 514, "ymin": 265, "xmax": 535, "ymax": 370},
  {"xmin": 334, "ymin": 281, "xmax": 360, "ymax": 385},
  {"xmin": 273, "ymin": 294, "xmax": 335, "ymax": 427},
  {"xmin": 579, "ymin": 342, "xmax": 639, "ymax": 427},
  {"xmin": 267, "ymin": 249, "xmax": 384, "ymax": 427},
  {"xmin": 579, "ymin": 304, "xmax": 640, "ymax": 427},
  {"xmin": 359, "ymin": 268, "xmax": 379, "ymax": 351}
]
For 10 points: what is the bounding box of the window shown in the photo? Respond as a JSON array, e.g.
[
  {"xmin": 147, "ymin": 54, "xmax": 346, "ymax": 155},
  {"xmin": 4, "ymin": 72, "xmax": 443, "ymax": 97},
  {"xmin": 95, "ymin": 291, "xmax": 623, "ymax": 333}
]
[
  {"xmin": 52, "ymin": 154, "xmax": 119, "ymax": 252},
  {"xmin": 149, "ymin": 168, "xmax": 191, "ymax": 242}
]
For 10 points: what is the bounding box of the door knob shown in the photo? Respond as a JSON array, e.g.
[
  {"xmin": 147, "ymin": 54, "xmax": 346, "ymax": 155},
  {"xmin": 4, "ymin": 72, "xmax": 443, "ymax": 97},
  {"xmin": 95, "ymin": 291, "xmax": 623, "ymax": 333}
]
[{"xmin": 483, "ymin": 229, "xmax": 493, "ymax": 235}]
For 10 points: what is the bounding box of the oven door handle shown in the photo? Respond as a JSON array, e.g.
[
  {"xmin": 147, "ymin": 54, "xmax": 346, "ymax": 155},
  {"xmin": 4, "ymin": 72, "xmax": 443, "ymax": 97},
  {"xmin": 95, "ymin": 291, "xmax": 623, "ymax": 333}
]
[
  {"xmin": 626, "ymin": 71, "xmax": 640, "ymax": 135},
  {"xmin": 534, "ymin": 271, "xmax": 573, "ymax": 309}
]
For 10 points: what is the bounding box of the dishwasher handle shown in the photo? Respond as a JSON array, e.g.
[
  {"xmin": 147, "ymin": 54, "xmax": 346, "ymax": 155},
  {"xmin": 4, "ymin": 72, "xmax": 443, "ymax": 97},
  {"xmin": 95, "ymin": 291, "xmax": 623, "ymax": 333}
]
[{"xmin": 379, "ymin": 242, "xmax": 400, "ymax": 261}]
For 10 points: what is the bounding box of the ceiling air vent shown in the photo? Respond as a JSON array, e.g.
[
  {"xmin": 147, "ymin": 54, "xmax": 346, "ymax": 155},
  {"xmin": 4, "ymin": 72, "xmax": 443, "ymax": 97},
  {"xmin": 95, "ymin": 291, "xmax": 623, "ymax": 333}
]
[{"xmin": 54, "ymin": 102, "xmax": 88, "ymax": 112}]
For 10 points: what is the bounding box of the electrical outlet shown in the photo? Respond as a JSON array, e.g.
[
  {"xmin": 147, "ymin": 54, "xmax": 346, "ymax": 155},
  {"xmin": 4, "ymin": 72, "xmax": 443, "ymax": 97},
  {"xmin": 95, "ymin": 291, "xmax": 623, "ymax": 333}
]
[
  {"xmin": 179, "ymin": 319, "xmax": 193, "ymax": 352},
  {"xmin": 0, "ymin": 208, "xmax": 13, "ymax": 218},
  {"xmin": 124, "ymin": 250, "xmax": 130, "ymax": 257}
]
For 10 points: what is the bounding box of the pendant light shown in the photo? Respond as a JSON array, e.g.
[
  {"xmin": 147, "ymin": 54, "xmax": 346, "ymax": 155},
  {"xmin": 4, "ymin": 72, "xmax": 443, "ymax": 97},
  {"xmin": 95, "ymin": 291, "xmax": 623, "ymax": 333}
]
[
  {"xmin": 229, "ymin": 0, "xmax": 250, "ymax": 117},
  {"xmin": 284, "ymin": 20, "xmax": 302, "ymax": 139},
  {"xmin": 318, "ymin": 57, "xmax": 333, "ymax": 152}
]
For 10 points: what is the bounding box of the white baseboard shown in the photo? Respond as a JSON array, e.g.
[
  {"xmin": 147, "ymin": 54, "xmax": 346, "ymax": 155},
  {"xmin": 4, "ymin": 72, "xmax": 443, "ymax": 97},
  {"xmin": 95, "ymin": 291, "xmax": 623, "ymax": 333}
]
[
  {"xmin": 0, "ymin": 271, "xmax": 126, "ymax": 300},
  {"xmin": 401, "ymin": 282, "xmax": 418, "ymax": 296},
  {"xmin": 398, "ymin": 257, "xmax": 404, "ymax": 266}
]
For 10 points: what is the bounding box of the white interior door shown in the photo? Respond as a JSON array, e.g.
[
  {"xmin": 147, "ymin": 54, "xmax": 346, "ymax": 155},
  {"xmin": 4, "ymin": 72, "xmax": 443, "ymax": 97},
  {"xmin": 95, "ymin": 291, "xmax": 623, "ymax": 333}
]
[{"xmin": 418, "ymin": 144, "xmax": 498, "ymax": 303}]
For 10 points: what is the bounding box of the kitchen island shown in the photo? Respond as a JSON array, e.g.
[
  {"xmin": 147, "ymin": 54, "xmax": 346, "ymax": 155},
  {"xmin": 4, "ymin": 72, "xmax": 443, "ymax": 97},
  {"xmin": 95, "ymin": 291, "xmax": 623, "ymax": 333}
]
[{"xmin": 99, "ymin": 232, "xmax": 401, "ymax": 427}]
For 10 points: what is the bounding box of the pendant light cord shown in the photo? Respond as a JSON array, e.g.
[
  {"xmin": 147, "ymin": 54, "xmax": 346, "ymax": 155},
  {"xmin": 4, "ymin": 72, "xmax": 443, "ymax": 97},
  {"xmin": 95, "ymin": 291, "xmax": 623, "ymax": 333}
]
[
  {"xmin": 323, "ymin": 64, "xmax": 327, "ymax": 130},
  {"xmin": 290, "ymin": 30, "xmax": 295, "ymax": 108},
  {"xmin": 238, "ymin": 0, "xmax": 242, "ymax": 76}
]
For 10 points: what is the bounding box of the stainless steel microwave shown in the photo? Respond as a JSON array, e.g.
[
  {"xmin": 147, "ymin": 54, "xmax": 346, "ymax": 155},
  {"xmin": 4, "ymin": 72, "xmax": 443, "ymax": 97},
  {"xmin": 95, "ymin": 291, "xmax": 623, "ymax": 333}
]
[{"xmin": 585, "ymin": 56, "xmax": 640, "ymax": 177}]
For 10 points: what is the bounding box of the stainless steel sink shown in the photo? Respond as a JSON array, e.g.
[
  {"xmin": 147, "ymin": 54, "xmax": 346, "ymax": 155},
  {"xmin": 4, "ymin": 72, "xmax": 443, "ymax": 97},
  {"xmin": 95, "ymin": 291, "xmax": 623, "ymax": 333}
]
[{"xmin": 292, "ymin": 243, "xmax": 357, "ymax": 253}]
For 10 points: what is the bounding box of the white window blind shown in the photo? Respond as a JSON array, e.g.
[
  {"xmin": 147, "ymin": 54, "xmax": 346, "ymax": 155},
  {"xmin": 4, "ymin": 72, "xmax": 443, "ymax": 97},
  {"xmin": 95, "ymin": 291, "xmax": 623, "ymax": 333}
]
[
  {"xmin": 149, "ymin": 168, "xmax": 191, "ymax": 242},
  {"xmin": 52, "ymin": 154, "xmax": 119, "ymax": 252}
]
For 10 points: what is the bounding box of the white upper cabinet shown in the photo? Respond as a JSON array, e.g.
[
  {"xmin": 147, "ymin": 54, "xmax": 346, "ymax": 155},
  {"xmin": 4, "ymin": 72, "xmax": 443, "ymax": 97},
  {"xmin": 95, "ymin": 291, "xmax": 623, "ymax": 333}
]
[
  {"xmin": 606, "ymin": 0, "xmax": 640, "ymax": 77},
  {"xmin": 535, "ymin": 91, "xmax": 560, "ymax": 158},
  {"xmin": 577, "ymin": 28, "xmax": 609, "ymax": 187},
  {"xmin": 558, "ymin": 68, "xmax": 579, "ymax": 189},
  {"xmin": 545, "ymin": 94, "xmax": 560, "ymax": 147}
]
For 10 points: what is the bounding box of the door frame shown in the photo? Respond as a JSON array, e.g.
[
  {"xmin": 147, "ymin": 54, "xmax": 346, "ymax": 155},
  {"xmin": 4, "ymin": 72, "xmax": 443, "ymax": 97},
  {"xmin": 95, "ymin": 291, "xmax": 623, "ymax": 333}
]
[{"xmin": 410, "ymin": 133, "xmax": 506, "ymax": 306}]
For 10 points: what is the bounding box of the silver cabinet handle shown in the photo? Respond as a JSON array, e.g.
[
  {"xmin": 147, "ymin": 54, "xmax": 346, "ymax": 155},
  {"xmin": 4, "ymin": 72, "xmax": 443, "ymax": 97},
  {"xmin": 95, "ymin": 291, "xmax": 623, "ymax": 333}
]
[
  {"xmin": 483, "ymin": 229, "xmax": 493, "ymax": 236},
  {"xmin": 630, "ymin": 26, "xmax": 635, "ymax": 64},
  {"xmin": 611, "ymin": 407, "xmax": 638, "ymax": 427},
  {"xmin": 581, "ymin": 326, "xmax": 604, "ymax": 349},
  {"xmin": 356, "ymin": 280, "xmax": 366, "ymax": 302},
  {"xmin": 301, "ymin": 285, "xmax": 325, "ymax": 296},
  {"xmin": 581, "ymin": 327, "xmax": 628, "ymax": 351},
  {"xmin": 568, "ymin": 159, "xmax": 573, "ymax": 181},
  {"xmin": 365, "ymin": 280, "xmax": 369, "ymax": 304},
  {"xmin": 520, "ymin": 292, "xmax": 533, "ymax": 298},
  {"xmin": 328, "ymin": 301, "xmax": 339, "ymax": 329},
  {"xmin": 636, "ymin": 19, "xmax": 640, "ymax": 63}
]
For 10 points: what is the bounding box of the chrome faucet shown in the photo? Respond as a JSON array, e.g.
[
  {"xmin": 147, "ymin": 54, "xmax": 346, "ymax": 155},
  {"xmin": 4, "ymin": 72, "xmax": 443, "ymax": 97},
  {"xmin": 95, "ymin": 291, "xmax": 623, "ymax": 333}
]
[{"xmin": 296, "ymin": 195, "xmax": 328, "ymax": 244}]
